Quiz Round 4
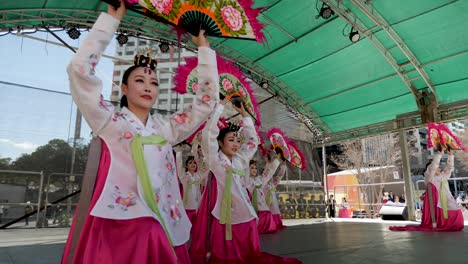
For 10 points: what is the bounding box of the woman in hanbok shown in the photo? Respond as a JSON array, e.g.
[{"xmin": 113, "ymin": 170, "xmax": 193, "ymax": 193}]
[
  {"xmin": 390, "ymin": 150, "xmax": 464, "ymax": 232},
  {"xmin": 61, "ymin": 1, "xmax": 219, "ymax": 263},
  {"xmin": 176, "ymin": 152, "xmax": 203, "ymax": 225},
  {"xmin": 189, "ymin": 101, "xmax": 301, "ymax": 263},
  {"xmin": 338, "ymin": 197, "xmax": 351, "ymax": 218},
  {"xmin": 265, "ymin": 161, "xmax": 288, "ymax": 229},
  {"xmin": 246, "ymin": 158, "xmax": 281, "ymax": 234}
]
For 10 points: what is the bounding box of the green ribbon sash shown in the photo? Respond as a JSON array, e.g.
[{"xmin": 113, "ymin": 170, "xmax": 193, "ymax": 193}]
[
  {"xmin": 252, "ymin": 183, "xmax": 262, "ymax": 213},
  {"xmin": 266, "ymin": 187, "xmax": 276, "ymax": 207},
  {"xmin": 183, "ymin": 177, "xmax": 201, "ymax": 207},
  {"xmin": 219, "ymin": 166, "xmax": 245, "ymax": 240},
  {"xmin": 130, "ymin": 134, "xmax": 174, "ymax": 245},
  {"xmin": 439, "ymin": 179, "xmax": 449, "ymax": 219}
]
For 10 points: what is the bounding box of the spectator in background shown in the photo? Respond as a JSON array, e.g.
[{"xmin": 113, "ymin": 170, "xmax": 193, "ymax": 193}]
[
  {"xmin": 24, "ymin": 201, "xmax": 33, "ymax": 226},
  {"xmin": 327, "ymin": 195, "xmax": 336, "ymax": 218},
  {"xmin": 296, "ymin": 193, "xmax": 307, "ymax": 218},
  {"xmin": 389, "ymin": 191, "xmax": 395, "ymax": 202},
  {"xmin": 307, "ymin": 195, "xmax": 316, "ymax": 218},
  {"xmin": 0, "ymin": 204, "xmax": 4, "ymax": 224},
  {"xmin": 285, "ymin": 194, "xmax": 297, "ymax": 219}
]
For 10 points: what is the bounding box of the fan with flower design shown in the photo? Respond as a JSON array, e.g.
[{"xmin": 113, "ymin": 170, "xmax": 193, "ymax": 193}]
[
  {"xmin": 428, "ymin": 122, "xmax": 466, "ymax": 152},
  {"xmin": 266, "ymin": 128, "xmax": 291, "ymax": 162},
  {"xmin": 104, "ymin": 0, "xmax": 265, "ymax": 42},
  {"xmin": 173, "ymin": 55, "xmax": 261, "ymax": 125},
  {"xmin": 287, "ymin": 140, "xmax": 306, "ymax": 170}
]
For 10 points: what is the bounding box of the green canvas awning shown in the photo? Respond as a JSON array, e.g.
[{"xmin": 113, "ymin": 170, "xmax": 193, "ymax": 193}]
[{"xmin": 1, "ymin": 0, "xmax": 467, "ymax": 145}]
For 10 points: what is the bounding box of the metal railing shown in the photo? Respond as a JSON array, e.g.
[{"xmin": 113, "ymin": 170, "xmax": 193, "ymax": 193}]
[
  {"xmin": 0, "ymin": 170, "xmax": 83, "ymax": 229},
  {"xmin": 0, "ymin": 170, "xmax": 44, "ymax": 227}
]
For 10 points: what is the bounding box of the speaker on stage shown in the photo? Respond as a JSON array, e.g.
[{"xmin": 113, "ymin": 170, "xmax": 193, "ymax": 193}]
[{"xmin": 379, "ymin": 205, "xmax": 408, "ymax": 220}]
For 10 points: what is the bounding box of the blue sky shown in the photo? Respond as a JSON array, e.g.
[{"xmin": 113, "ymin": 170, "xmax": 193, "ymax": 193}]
[{"xmin": 0, "ymin": 31, "xmax": 117, "ymax": 160}]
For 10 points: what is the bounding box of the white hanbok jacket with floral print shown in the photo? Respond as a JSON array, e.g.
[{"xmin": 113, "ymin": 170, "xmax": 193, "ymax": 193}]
[
  {"xmin": 67, "ymin": 13, "xmax": 219, "ymax": 246},
  {"xmin": 201, "ymin": 104, "xmax": 259, "ymax": 224}
]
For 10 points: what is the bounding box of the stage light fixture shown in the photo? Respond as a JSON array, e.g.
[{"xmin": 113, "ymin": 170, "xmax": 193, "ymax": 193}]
[
  {"xmin": 260, "ymin": 81, "xmax": 269, "ymax": 89},
  {"xmin": 159, "ymin": 41, "xmax": 170, "ymax": 53},
  {"xmin": 116, "ymin": 33, "xmax": 128, "ymax": 45},
  {"xmin": 320, "ymin": 4, "xmax": 334, "ymax": 19},
  {"xmin": 67, "ymin": 27, "xmax": 81, "ymax": 40},
  {"xmin": 349, "ymin": 28, "xmax": 360, "ymax": 43}
]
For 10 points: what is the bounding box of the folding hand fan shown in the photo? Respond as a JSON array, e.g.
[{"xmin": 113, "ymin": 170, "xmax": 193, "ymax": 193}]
[
  {"xmin": 266, "ymin": 128, "xmax": 291, "ymax": 162},
  {"xmin": 104, "ymin": 0, "xmax": 265, "ymax": 42},
  {"xmin": 438, "ymin": 124, "xmax": 466, "ymax": 152},
  {"xmin": 287, "ymin": 140, "xmax": 306, "ymax": 170}
]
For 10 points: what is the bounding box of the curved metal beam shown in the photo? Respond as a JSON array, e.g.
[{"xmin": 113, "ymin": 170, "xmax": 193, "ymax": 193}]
[
  {"xmin": 350, "ymin": 0, "xmax": 438, "ymax": 103},
  {"xmin": 321, "ymin": 0, "xmax": 421, "ymax": 103}
]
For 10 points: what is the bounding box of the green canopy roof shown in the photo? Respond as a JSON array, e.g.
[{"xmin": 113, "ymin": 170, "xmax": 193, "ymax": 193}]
[{"xmin": 1, "ymin": 0, "xmax": 467, "ymax": 145}]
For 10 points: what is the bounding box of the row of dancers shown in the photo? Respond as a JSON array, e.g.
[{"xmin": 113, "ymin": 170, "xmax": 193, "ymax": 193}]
[
  {"xmin": 175, "ymin": 143, "xmax": 288, "ymax": 234},
  {"xmin": 62, "ymin": 1, "xmax": 301, "ymax": 263}
]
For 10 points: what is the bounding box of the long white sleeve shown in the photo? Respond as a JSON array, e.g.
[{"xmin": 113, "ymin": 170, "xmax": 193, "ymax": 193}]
[
  {"xmin": 68, "ymin": 13, "xmax": 118, "ymax": 133},
  {"xmin": 155, "ymin": 47, "xmax": 219, "ymax": 145}
]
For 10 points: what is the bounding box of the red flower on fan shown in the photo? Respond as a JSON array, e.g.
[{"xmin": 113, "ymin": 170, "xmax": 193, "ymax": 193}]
[
  {"xmin": 221, "ymin": 5, "xmax": 244, "ymax": 31},
  {"xmin": 150, "ymin": 0, "xmax": 173, "ymax": 15},
  {"xmin": 222, "ymin": 78, "xmax": 233, "ymax": 92}
]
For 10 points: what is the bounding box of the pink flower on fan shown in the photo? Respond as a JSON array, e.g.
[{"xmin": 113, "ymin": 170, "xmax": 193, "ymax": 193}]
[
  {"xmin": 191, "ymin": 82, "xmax": 198, "ymax": 93},
  {"xmin": 238, "ymin": 86, "xmax": 246, "ymax": 97},
  {"xmin": 150, "ymin": 0, "xmax": 173, "ymax": 15},
  {"xmin": 222, "ymin": 79, "xmax": 233, "ymax": 92},
  {"xmin": 221, "ymin": 5, "xmax": 244, "ymax": 31},
  {"xmin": 292, "ymin": 156, "xmax": 300, "ymax": 165}
]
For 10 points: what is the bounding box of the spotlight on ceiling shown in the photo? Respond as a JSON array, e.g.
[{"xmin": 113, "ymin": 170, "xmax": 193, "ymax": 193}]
[
  {"xmin": 319, "ymin": 3, "xmax": 334, "ymax": 19},
  {"xmin": 116, "ymin": 33, "xmax": 128, "ymax": 45},
  {"xmin": 349, "ymin": 27, "xmax": 360, "ymax": 43},
  {"xmin": 67, "ymin": 27, "xmax": 81, "ymax": 40},
  {"xmin": 159, "ymin": 41, "xmax": 170, "ymax": 53},
  {"xmin": 260, "ymin": 81, "xmax": 269, "ymax": 89}
]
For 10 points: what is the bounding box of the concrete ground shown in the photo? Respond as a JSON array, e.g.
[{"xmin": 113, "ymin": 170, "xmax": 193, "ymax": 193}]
[{"xmin": 1, "ymin": 219, "xmax": 467, "ymax": 264}]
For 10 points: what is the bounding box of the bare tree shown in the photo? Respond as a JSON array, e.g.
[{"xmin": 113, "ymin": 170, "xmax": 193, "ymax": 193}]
[{"xmin": 331, "ymin": 132, "xmax": 418, "ymax": 217}]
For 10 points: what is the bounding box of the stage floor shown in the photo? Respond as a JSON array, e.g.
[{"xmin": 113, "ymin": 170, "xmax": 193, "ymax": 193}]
[{"xmin": 1, "ymin": 219, "xmax": 467, "ymax": 263}]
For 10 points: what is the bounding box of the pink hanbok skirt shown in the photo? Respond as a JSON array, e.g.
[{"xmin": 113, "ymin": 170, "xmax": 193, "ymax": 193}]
[
  {"xmin": 389, "ymin": 183, "xmax": 464, "ymax": 232},
  {"xmin": 272, "ymin": 214, "xmax": 287, "ymax": 230},
  {"xmin": 190, "ymin": 175, "xmax": 301, "ymax": 263},
  {"xmin": 186, "ymin": 209, "xmax": 197, "ymax": 225},
  {"xmin": 257, "ymin": 210, "xmax": 277, "ymax": 234},
  {"xmin": 338, "ymin": 208, "xmax": 351, "ymax": 218},
  {"xmin": 61, "ymin": 140, "xmax": 190, "ymax": 264}
]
